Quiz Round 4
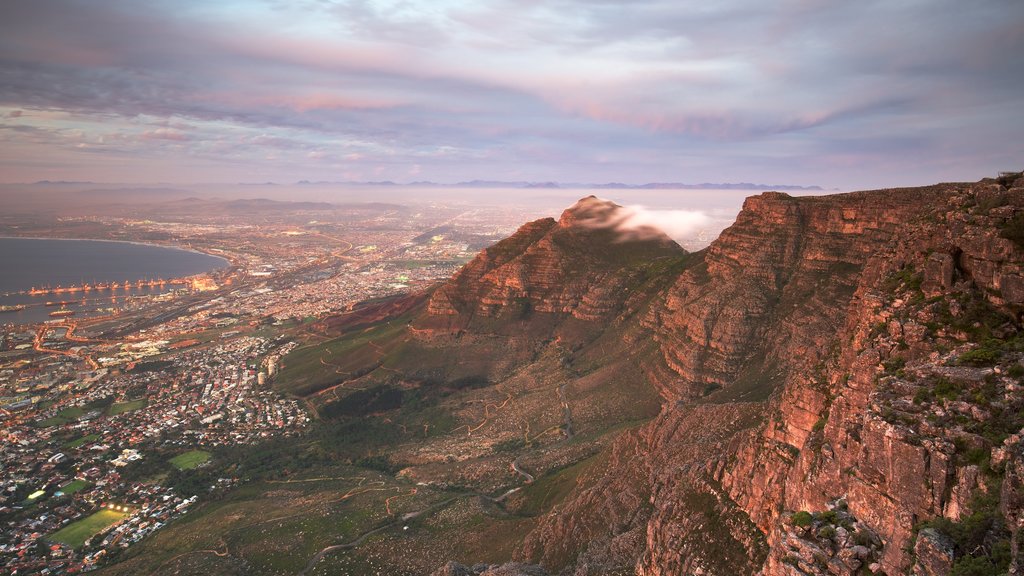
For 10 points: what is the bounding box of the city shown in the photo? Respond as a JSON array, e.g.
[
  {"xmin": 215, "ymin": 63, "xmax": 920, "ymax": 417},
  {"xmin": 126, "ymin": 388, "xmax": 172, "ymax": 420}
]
[{"xmin": 0, "ymin": 198, "xmax": 535, "ymax": 574}]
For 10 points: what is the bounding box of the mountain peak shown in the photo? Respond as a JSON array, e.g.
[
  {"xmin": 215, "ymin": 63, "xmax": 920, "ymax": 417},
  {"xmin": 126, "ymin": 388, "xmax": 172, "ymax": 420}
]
[
  {"xmin": 557, "ymin": 195, "xmax": 680, "ymax": 248},
  {"xmin": 558, "ymin": 195, "xmax": 627, "ymax": 229}
]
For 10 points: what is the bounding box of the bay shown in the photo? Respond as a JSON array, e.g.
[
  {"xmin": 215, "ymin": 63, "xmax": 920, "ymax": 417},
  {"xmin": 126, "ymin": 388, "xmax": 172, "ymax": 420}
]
[{"xmin": 0, "ymin": 237, "xmax": 227, "ymax": 325}]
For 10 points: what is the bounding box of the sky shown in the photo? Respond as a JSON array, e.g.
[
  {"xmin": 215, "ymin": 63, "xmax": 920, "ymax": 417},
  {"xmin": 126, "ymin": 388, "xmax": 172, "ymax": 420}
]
[{"xmin": 0, "ymin": 0, "xmax": 1022, "ymax": 190}]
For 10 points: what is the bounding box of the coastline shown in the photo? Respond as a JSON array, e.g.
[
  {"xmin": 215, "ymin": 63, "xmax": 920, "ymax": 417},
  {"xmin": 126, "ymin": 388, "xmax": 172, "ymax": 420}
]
[{"xmin": 0, "ymin": 235, "xmax": 231, "ymax": 268}]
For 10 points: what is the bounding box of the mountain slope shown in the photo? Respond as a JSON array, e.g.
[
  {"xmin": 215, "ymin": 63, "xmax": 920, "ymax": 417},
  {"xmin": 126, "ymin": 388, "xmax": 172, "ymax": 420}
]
[
  {"xmin": 97, "ymin": 175, "xmax": 1024, "ymax": 576},
  {"xmin": 519, "ymin": 177, "xmax": 1024, "ymax": 575}
]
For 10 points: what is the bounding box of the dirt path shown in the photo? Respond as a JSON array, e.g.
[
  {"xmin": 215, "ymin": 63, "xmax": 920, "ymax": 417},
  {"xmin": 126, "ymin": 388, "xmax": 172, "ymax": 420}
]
[{"xmin": 511, "ymin": 457, "xmax": 535, "ymax": 484}]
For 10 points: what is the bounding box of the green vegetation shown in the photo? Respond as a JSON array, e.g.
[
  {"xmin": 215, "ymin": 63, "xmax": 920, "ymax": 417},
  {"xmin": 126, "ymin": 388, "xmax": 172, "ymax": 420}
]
[
  {"xmin": 35, "ymin": 405, "xmax": 85, "ymax": 427},
  {"xmin": 108, "ymin": 398, "xmax": 147, "ymax": 415},
  {"xmin": 320, "ymin": 385, "xmax": 403, "ymax": 418},
  {"xmin": 65, "ymin": 433, "xmax": 99, "ymax": 448},
  {"xmin": 999, "ymin": 212, "xmax": 1024, "ymax": 248},
  {"xmin": 882, "ymin": 356, "xmax": 906, "ymax": 375},
  {"xmin": 169, "ymin": 450, "xmax": 211, "ymax": 470},
  {"xmin": 934, "ymin": 376, "xmax": 959, "ymax": 400},
  {"xmin": 34, "ymin": 397, "xmax": 115, "ymax": 427},
  {"xmin": 791, "ymin": 511, "xmax": 814, "ymax": 528},
  {"xmin": 930, "ymin": 290, "xmax": 1017, "ymax": 344},
  {"xmin": 276, "ymin": 315, "xmax": 411, "ymax": 396},
  {"xmin": 955, "ymin": 339, "xmax": 1004, "ymax": 366},
  {"xmin": 491, "ymin": 438, "xmax": 526, "ymax": 453},
  {"xmin": 49, "ymin": 509, "xmax": 128, "ymax": 548},
  {"xmin": 518, "ymin": 456, "xmax": 600, "ymax": 517},
  {"xmin": 352, "ymin": 454, "xmax": 399, "ymax": 474},
  {"xmin": 128, "ymin": 359, "xmax": 174, "ymax": 373},
  {"xmin": 58, "ymin": 479, "xmax": 91, "ymax": 495},
  {"xmin": 883, "ymin": 266, "xmax": 924, "ymax": 301},
  {"xmin": 917, "ymin": 491, "xmax": 1011, "ymax": 576}
]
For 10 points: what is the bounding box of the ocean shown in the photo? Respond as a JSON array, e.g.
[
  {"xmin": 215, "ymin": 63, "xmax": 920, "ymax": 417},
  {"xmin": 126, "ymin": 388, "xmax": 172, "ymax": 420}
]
[{"xmin": 0, "ymin": 237, "xmax": 227, "ymax": 325}]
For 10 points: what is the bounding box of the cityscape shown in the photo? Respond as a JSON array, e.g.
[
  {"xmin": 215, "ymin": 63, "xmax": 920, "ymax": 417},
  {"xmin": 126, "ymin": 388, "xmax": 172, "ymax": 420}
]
[{"xmin": 0, "ymin": 198, "xmax": 540, "ymax": 573}]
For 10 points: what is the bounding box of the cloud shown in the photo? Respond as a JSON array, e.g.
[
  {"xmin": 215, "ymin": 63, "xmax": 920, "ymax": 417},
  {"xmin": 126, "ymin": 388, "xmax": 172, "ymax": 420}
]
[
  {"xmin": 141, "ymin": 128, "xmax": 188, "ymax": 141},
  {"xmin": 566, "ymin": 197, "xmax": 712, "ymax": 243},
  {"xmin": 0, "ymin": 0, "xmax": 1021, "ymax": 187},
  {"xmin": 616, "ymin": 206, "xmax": 713, "ymax": 242}
]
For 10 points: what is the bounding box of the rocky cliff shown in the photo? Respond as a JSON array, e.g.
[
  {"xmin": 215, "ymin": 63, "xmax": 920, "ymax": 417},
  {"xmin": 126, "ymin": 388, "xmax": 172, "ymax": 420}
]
[
  {"xmin": 516, "ymin": 176, "xmax": 1024, "ymax": 575},
  {"xmin": 422, "ymin": 195, "xmax": 683, "ymax": 328},
  {"xmin": 392, "ymin": 195, "xmax": 687, "ymax": 389},
  {"xmin": 265, "ymin": 176, "xmax": 1024, "ymax": 576}
]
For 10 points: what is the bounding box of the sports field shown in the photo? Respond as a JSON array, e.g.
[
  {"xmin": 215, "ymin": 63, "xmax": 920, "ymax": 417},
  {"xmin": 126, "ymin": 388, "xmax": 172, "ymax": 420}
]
[
  {"xmin": 169, "ymin": 450, "xmax": 211, "ymax": 470},
  {"xmin": 49, "ymin": 509, "xmax": 128, "ymax": 548}
]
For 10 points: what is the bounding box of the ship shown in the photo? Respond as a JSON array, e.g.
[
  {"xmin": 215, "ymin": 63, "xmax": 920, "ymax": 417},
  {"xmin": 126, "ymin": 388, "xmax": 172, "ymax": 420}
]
[
  {"xmin": 0, "ymin": 304, "xmax": 26, "ymax": 313},
  {"xmin": 49, "ymin": 305, "xmax": 75, "ymax": 318}
]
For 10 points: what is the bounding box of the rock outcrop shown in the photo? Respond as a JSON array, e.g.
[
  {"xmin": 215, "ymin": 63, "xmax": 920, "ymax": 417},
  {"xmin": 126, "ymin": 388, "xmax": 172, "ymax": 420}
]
[
  {"xmin": 515, "ymin": 178, "xmax": 1024, "ymax": 575},
  {"xmin": 293, "ymin": 177, "xmax": 1024, "ymax": 575},
  {"xmin": 421, "ymin": 196, "xmax": 684, "ymax": 328}
]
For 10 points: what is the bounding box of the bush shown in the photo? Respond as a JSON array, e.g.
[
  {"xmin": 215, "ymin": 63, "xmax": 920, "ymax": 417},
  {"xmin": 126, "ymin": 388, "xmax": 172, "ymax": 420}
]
[
  {"xmin": 883, "ymin": 357, "xmax": 906, "ymax": 374},
  {"xmin": 1000, "ymin": 212, "xmax": 1024, "ymax": 248},
  {"xmin": 492, "ymin": 438, "xmax": 525, "ymax": 453},
  {"xmin": 919, "ymin": 491, "xmax": 1011, "ymax": 576},
  {"xmin": 914, "ymin": 388, "xmax": 933, "ymax": 405},
  {"xmin": 951, "ymin": 555, "xmax": 1005, "ymax": 576},
  {"xmin": 958, "ymin": 346, "xmax": 1001, "ymax": 367},
  {"xmin": 853, "ymin": 529, "xmax": 875, "ymax": 547},
  {"xmin": 792, "ymin": 511, "xmax": 814, "ymax": 528},
  {"xmin": 354, "ymin": 454, "xmax": 399, "ymax": 474},
  {"xmin": 816, "ymin": 509, "xmax": 838, "ymax": 524},
  {"xmin": 934, "ymin": 377, "xmax": 959, "ymax": 400}
]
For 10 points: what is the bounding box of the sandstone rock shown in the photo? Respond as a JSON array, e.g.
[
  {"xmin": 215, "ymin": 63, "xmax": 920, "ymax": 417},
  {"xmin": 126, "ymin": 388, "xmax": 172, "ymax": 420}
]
[
  {"xmin": 910, "ymin": 528, "xmax": 955, "ymax": 576},
  {"xmin": 1001, "ymin": 445, "xmax": 1024, "ymax": 575},
  {"xmin": 374, "ymin": 182, "xmax": 1024, "ymax": 576}
]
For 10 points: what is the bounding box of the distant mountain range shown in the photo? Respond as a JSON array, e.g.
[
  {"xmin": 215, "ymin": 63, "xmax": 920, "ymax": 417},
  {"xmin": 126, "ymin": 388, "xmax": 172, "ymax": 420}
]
[
  {"xmin": 25, "ymin": 179, "xmax": 827, "ymax": 191},
  {"xmin": 293, "ymin": 179, "xmax": 828, "ymax": 191}
]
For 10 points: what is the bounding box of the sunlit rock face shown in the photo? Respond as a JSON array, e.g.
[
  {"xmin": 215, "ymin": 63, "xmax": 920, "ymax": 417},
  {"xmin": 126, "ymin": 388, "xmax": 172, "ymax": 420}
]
[
  {"xmin": 421, "ymin": 196, "xmax": 684, "ymax": 328},
  {"xmin": 513, "ymin": 178, "xmax": 1024, "ymax": 575}
]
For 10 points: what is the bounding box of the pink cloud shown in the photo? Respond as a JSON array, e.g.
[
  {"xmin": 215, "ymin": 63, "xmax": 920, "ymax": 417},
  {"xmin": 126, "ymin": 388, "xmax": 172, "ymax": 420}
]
[{"xmin": 140, "ymin": 128, "xmax": 189, "ymax": 141}]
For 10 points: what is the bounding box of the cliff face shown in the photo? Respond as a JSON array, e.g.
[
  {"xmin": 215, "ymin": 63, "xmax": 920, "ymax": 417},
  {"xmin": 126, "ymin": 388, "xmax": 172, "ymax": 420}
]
[
  {"xmin": 517, "ymin": 177, "xmax": 1024, "ymax": 575},
  {"xmin": 422, "ymin": 196, "xmax": 683, "ymax": 328},
  {"xmin": 727, "ymin": 180, "xmax": 1024, "ymax": 575},
  {"xmin": 284, "ymin": 177, "xmax": 1024, "ymax": 575},
  {"xmin": 400, "ymin": 196, "xmax": 686, "ymax": 385}
]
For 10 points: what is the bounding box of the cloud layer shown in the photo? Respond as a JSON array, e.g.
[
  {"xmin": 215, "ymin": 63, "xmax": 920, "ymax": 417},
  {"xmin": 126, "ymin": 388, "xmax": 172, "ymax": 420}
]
[{"xmin": 0, "ymin": 0, "xmax": 1021, "ymax": 188}]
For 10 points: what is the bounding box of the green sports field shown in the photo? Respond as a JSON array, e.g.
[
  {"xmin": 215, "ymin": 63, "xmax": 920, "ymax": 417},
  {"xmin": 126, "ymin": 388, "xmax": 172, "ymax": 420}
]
[
  {"xmin": 49, "ymin": 509, "xmax": 128, "ymax": 548},
  {"xmin": 169, "ymin": 450, "xmax": 211, "ymax": 470}
]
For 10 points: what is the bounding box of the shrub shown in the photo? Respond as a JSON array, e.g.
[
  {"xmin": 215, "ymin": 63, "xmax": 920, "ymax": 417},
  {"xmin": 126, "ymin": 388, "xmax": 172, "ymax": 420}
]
[
  {"xmin": 883, "ymin": 357, "xmax": 906, "ymax": 374},
  {"xmin": 934, "ymin": 377, "xmax": 959, "ymax": 400},
  {"xmin": 492, "ymin": 438, "xmax": 525, "ymax": 453},
  {"xmin": 853, "ymin": 530, "xmax": 875, "ymax": 547},
  {"xmin": 1000, "ymin": 212, "xmax": 1024, "ymax": 248},
  {"xmin": 816, "ymin": 509, "xmax": 838, "ymax": 524},
  {"xmin": 951, "ymin": 555, "xmax": 1005, "ymax": 576},
  {"xmin": 914, "ymin": 388, "xmax": 933, "ymax": 405},
  {"xmin": 919, "ymin": 490, "xmax": 1011, "ymax": 576},
  {"xmin": 791, "ymin": 511, "xmax": 814, "ymax": 528},
  {"xmin": 957, "ymin": 346, "xmax": 1001, "ymax": 367}
]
